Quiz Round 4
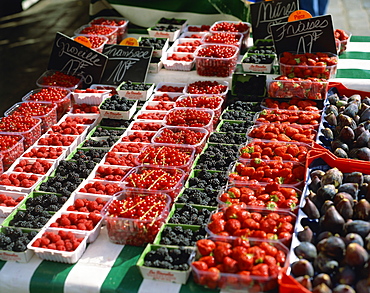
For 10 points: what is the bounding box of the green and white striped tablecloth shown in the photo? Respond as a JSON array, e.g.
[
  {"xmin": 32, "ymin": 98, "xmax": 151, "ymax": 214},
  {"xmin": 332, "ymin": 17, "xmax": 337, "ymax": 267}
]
[{"xmin": 333, "ymin": 35, "xmax": 370, "ymax": 92}]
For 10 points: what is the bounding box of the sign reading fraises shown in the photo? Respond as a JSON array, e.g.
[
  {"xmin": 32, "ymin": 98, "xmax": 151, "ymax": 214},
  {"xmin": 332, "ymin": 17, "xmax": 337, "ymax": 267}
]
[
  {"xmin": 101, "ymin": 44, "xmax": 153, "ymax": 85},
  {"xmin": 48, "ymin": 32, "xmax": 108, "ymax": 88},
  {"xmin": 250, "ymin": 0, "xmax": 298, "ymax": 41},
  {"xmin": 270, "ymin": 14, "xmax": 337, "ymax": 56}
]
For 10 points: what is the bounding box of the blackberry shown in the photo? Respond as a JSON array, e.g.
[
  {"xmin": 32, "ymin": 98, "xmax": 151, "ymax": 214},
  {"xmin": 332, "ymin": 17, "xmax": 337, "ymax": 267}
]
[
  {"xmin": 0, "ymin": 235, "xmax": 11, "ymax": 247},
  {"xmin": 219, "ymin": 121, "xmax": 253, "ymax": 133},
  {"xmin": 139, "ymin": 37, "xmax": 167, "ymax": 50},
  {"xmin": 143, "ymin": 246, "xmax": 192, "ymax": 271},
  {"xmin": 91, "ymin": 127, "xmax": 125, "ymax": 137},
  {"xmin": 71, "ymin": 149, "xmax": 107, "ymax": 162},
  {"xmin": 221, "ymin": 110, "xmax": 256, "ymax": 121},
  {"xmin": 100, "ymin": 118, "xmax": 133, "ymax": 128},
  {"xmin": 26, "ymin": 194, "xmax": 65, "ymax": 212},
  {"xmin": 100, "ymin": 94, "xmax": 135, "ymax": 111},
  {"xmin": 168, "ymin": 204, "xmax": 212, "ymax": 225},
  {"xmin": 187, "ymin": 170, "xmax": 227, "ymax": 190}
]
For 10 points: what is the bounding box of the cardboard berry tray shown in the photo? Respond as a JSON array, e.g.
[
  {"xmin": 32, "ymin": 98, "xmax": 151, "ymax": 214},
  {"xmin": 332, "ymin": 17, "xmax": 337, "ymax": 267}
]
[{"xmin": 27, "ymin": 228, "xmax": 88, "ymax": 264}]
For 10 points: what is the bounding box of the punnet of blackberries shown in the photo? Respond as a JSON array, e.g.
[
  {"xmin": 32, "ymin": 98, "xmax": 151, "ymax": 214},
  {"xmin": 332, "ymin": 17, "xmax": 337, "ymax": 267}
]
[
  {"xmin": 54, "ymin": 159, "xmax": 95, "ymax": 178},
  {"xmin": 0, "ymin": 227, "xmax": 38, "ymax": 252},
  {"xmin": 227, "ymin": 100, "xmax": 261, "ymax": 112},
  {"xmin": 209, "ymin": 132, "xmax": 246, "ymax": 145},
  {"xmin": 219, "ymin": 121, "xmax": 253, "ymax": 133},
  {"xmin": 119, "ymin": 80, "xmax": 152, "ymax": 91},
  {"xmin": 242, "ymin": 54, "xmax": 274, "ymax": 64},
  {"xmin": 168, "ymin": 204, "xmax": 212, "ymax": 225},
  {"xmin": 99, "ymin": 118, "xmax": 133, "ymax": 128},
  {"xmin": 143, "ymin": 246, "xmax": 193, "ymax": 271},
  {"xmin": 139, "ymin": 37, "xmax": 167, "ymax": 50},
  {"xmin": 100, "ymin": 94, "xmax": 135, "ymax": 111},
  {"xmin": 221, "ymin": 109, "xmax": 256, "ymax": 121},
  {"xmin": 176, "ymin": 188, "xmax": 219, "ymax": 206},
  {"xmin": 187, "ymin": 170, "xmax": 227, "ymax": 191},
  {"xmin": 70, "ymin": 148, "xmax": 107, "ymax": 163},
  {"xmin": 195, "ymin": 144, "xmax": 239, "ymax": 171},
  {"xmin": 9, "ymin": 207, "xmax": 53, "ymax": 229},
  {"xmin": 26, "ymin": 193, "xmax": 67, "ymax": 212},
  {"xmin": 90, "ymin": 127, "xmax": 125, "ymax": 138},
  {"xmin": 38, "ymin": 174, "xmax": 83, "ymax": 196},
  {"xmin": 82, "ymin": 137, "xmax": 117, "ymax": 148},
  {"xmin": 158, "ymin": 224, "xmax": 207, "ymax": 246}
]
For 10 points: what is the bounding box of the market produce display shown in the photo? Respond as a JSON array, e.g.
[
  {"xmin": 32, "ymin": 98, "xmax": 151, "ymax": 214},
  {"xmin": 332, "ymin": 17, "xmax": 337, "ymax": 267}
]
[{"xmin": 1, "ymin": 13, "xmax": 369, "ymax": 293}]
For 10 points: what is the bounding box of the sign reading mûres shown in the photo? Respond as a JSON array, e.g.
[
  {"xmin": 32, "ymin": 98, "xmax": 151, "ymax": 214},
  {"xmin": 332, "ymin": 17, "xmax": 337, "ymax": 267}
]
[{"xmin": 250, "ymin": 0, "xmax": 298, "ymax": 41}]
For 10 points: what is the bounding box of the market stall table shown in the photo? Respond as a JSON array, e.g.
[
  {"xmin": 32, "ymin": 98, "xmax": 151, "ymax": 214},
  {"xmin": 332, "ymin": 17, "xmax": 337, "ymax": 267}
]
[{"xmin": 1, "ymin": 35, "xmax": 370, "ymax": 293}]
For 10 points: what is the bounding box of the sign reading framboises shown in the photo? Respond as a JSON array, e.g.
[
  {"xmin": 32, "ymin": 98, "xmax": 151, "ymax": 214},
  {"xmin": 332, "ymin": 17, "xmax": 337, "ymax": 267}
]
[
  {"xmin": 101, "ymin": 44, "xmax": 153, "ymax": 85},
  {"xmin": 48, "ymin": 32, "xmax": 108, "ymax": 88}
]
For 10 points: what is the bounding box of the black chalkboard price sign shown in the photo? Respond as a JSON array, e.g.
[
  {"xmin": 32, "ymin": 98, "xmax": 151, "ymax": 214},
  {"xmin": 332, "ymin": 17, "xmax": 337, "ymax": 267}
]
[
  {"xmin": 250, "ymin": 0, "xmax": 299, "ymax": 42},
  {"xmin": 48, "ymin": 32, "xmax": 108, "ymax": 88},
  {"xmin": 100, "ymin": 44, "xmax": 153, "ymax": 85},
  {"xmin": 270, "ymin": 14, "xmax": 337, "ymax": 56}
]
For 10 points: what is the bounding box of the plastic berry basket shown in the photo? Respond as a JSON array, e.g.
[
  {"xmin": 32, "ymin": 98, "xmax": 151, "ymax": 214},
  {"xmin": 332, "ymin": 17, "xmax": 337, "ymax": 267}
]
[
  {"xmin": 89, "ymin": 84, "xmax": 118, "ymax": 95},
  {"xmin": 0, "ymin": 172, "xmax": 44, "ymax": 194},
  {"xmin": 87, "ymin": 164, "xmax": 132, "ymax": 182},
  {"xmin": 7, "ymin": 158, "xmax": 57, "ymax": 179},
  {"xmin": 72, "ymin": 89, "xmax": 111, "ymax": 105},
  {"xmin": 227, "ymin": 159, "xmax": 305, "ymax": 190},
  {"xmin": 58, "ymin": 113, "xmax": 101, "ymax": 132},
  {"xmin": 46, "ymin": 122, "xmax": 90, "ymax": 146},
  {"xmin": 35, "ymin": 133, "xmax": 80, "ymax": 156},
  {"xmin": 209, "ymin": 20, "xmax": 251, "ymax": 49},
  {"xmin": 267, "ymin": 77, "xmax": 329, "ymax": 100},
  {"xmin": 72, "ymin": 34, "xmax": 109, "ymax": 53},
  {"xmin": 278, "ymin": 52, "xmax": 338, "ymax": 79},
  {"xmin": 336, "ymin": 30, "xmax": 352, "ymax": 55},
  {"xmin": 191, "ymin": 236, "xmax": 289, "ymax": 292},
  {"xmin": 194, "ymin": 44, "xmax": 239, "ymax": 77},
  {"xmin": 151, "ymin": 126, "xmax": 209, "ymax": 154},
  {"xmin": 201, "ymin": 31, "xmax": 243, "ymax": 50},
  {"xmin": 36, "ymin": 70, "xmax": 83, "ymax": 91},
  {"xmin": 116, "ymin": 82, "xmax": 155, "ymax": 101},
  {"xmin": 0, "ymin": 133, "xmax": 24, "ymax": 171},
  {"xmin": 74, "ymin": 24, "xmax": 118, "ymax": 44},
  {"xmin": 175, "ymin": 94, "xmax": 224, "ymax": 119},
  {"xmin": 89, "ymin": 16, "xmax": 129, "ymax": 43},
  {"xmin": 184, "ymin": 80, "xmax": 229, "ymax": 99},
  {"xmin": 163, "ymin": 107, "xmax": 215, "ymax": 133},
  {"xmin": 149, "ymin": 92, "xmax": 182, "ymax": 103},
  {"xmin": 101, "ymin": 191, "xmax": 171, "ymax": 246},
  {"xmin": 99, "ymin": 100, "xmax": 138, "ymax": 120},
  {"xmin": 135, "ymin": 143, "xmax": 196, "ymax": 173},
  {"xmin": 168, "ymin": 38, "xmax": 202, "ymax": 53},
  {"xmin": 0, "ymin": 227, "xmax": 35, "ymax": 263},
  {"xmin": 4, "ymin": 101, "xmax": 58, "ymax": 134},
  {"xmin": 141, "ymin": 100, "xmax": 175, "ymax": 112},
  {"xmin": 63, "ymin": 192, "xmax": 110, "ymax": 213},
  {"xmin": 45, "ymin": 211, "xmax": 103, "ymax": 243},
  {"xmin": 27, "ymin": 228, "xmax": 88, "ymax": 264},
  {"xmin": 137, "ymin": 244, "xmax": 195, "ymax": 284},
  {"xmin": 120, "ymin": 166, "xmax": 186, "ymax": 201},
  {"xmin": 101, "ymin": 151, "xmax": 137, "ymax": 168},
  {"xmin": 138, "ymin": 36, "xmax": 170, "ymax": 58},
  {"xmin": 22, "ymin": 87, "xmax": 72, "ymax": 120},
  {"xmin": 126, "ymin": 120, "xmax": 163, "ymax": 133},
  {"xmin": 241, "ymin": 53, "xmax": 275, "ymax": 74},
  {"xmin": 154, "ymin": 82, "xmax": 187, "ymax": 94},
  {"xmin": 0, "ymin": 116, "xmax": 42, "ymax": 150},
  {"xmin": 162, "ymin": 52, "xmax": 195, "ymax": 71},
  {"xmin": 0, "ymin": 190, "xmax": 28, "ymax": 218},
  {"xmin": 147, "ymin": 26, "xmax": 181, "ymax": 42},
  {"xmin": 206, "ymin": 206, "xmax": 296, "ymax": 246},
  {"xmin": 133, "ymin": 110, "xmax": 167, "ymax": 121}
]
